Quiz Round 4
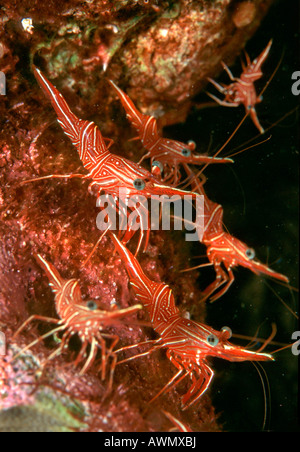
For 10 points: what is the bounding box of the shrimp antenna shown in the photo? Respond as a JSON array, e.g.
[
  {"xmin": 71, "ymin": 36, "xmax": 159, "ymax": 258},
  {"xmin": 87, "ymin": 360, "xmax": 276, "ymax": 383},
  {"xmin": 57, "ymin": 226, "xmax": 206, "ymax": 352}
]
[
  {"xmin": 262, "ymin": 280, "xmax": 298, "ymax": 320},
  {"xmin": 251, "ymin": 361, "xmax": 271, "ymax": 431},
  {"xmin": 179, "ymin": 112, "xmax": 249, "ymax": 190},
  {"xmin": 259, "ymin": 46, "xmax": 285, "ymax": 99},
  {"xmin": 225, "ymin": 106, "xmax": 298, "ymax": 159},
  {"xmin": 81, "ymin": 227, "xmax": 111, "ymax": 267}
]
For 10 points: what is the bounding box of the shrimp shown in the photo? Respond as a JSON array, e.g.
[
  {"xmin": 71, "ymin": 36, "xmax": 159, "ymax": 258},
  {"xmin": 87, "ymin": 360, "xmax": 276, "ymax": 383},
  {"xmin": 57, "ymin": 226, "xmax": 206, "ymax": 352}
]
[
  {"xmin": 207, "ymin": 40, "xmax": 273, "ymax": 133},
  {"xmin": 13, "ymin": 254, "xmax": 142, "ymax": 388},
  {"xmin": 180, "ymin": 166, "xmax": 289, "ymax": 302},
  {"xmin": 109, "ymin": 232, "xmax": 273, "ymax": 409}
]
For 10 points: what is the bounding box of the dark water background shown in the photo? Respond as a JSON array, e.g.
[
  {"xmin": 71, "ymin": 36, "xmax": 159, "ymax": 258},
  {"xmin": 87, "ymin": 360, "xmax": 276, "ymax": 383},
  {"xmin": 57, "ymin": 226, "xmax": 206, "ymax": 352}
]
[{"xmin": 166, "ymin": 0, "xmax": 299, "ymax": 432}]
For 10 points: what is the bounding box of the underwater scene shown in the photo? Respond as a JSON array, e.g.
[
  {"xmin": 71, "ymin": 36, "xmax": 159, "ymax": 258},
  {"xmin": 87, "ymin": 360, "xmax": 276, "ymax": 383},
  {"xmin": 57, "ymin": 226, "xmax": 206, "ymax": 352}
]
[{"xmin": 0, "ymin": 0, "xmax": 299, "ymax": 433}]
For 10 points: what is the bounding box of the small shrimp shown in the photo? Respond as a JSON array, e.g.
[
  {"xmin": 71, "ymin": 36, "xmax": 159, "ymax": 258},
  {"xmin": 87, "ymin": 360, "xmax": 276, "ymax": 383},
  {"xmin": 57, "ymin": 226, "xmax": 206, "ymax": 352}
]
[
  {"xmin": 207, "ymin": 40, "xmax": 273, "ymax": 133},
  {"xmin": 109, "ymin": 79, "xmax": 233, "ymax": 185},
  {"xmin": 109, "ymin": 232, "xmax": 273, "ymax": 410},
  {"xmin": 13, "ymin": 254, "xmax": 142, "ymax": 388},
  {"xmin": 180, "ymin": 166, "xmax": 289, "ymax": 302}
]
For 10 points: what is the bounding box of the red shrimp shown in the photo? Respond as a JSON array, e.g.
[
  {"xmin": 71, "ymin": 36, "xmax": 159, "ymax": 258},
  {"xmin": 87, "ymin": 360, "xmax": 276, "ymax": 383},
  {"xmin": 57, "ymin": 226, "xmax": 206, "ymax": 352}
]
[
  {"xmin": 109, "ymin": 79, "xmax": 233, "ymax": 185},
  {"xmin": 23, "ymin": 67, "xmax": 200, "ymax": 254},
  {"xmin": 13, "ymin": 254, "xmax": 142, "ymax": 388},
  {"xmin": 207, "ymin": 40, "xmax": 273, "ymax": 133},
  {"xmin": 109, "ymin": 232, "xmax": 273, "ymax": 410},
  {"xmin": 181, "ymin": 166, "xmax": 289, "ymax": 302}
]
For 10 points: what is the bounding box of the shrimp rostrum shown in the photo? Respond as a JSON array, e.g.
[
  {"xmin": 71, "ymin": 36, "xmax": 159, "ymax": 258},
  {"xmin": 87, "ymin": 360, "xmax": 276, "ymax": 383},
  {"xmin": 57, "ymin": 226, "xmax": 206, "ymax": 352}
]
[{"xmin": 109, "ymin": 79, "xmax": 232, "ymax": 185}]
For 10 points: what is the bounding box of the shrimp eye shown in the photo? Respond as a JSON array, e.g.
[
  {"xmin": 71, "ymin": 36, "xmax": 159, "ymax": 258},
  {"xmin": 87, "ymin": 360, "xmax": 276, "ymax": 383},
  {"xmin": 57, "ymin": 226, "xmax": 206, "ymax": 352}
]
[
  {"xmin": 86, "ymin": 300, "xmax": 98, "ymax": 311},
  {"xmin": 133, "ymin": 178, "xmax": 145, "ymax": 190},
  {"xmin": 220, "ymin": 326, "xmax": 232, "ymax": 340},
  {"xmin": 181, "ymin": 148, "xmax": 191, "ymax": 157},
  {"xmin": 206, "ymin": 334, "xmax": 219, "ymax": 346},
  {"xmin": 245, "ymin": 248, "xmax": 255, "ymax": 259},
  {"xmin": 152, "ymin": 160, "xmax": 164, "ymax": 173}
]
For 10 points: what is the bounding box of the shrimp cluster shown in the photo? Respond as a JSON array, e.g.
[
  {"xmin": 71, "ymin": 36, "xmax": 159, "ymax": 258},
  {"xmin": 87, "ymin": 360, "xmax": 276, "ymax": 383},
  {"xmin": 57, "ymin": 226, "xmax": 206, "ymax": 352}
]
[{"xmin": 12, "ymin": 40, "xmax": 291, "ymax": 428}]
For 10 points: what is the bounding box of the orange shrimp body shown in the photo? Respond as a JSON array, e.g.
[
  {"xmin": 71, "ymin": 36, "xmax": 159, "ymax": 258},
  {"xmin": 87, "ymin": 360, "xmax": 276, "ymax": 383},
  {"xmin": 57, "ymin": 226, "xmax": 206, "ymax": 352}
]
[
  {"xmin": 13, "ymin": 254, "xmax": 142, "ymax": 383},
  {"xmin": 183, "ymin": 168, "xmax": 289, "ymax": 302},
  {"xmin": 207, "ymin": 40, "xmax": 273, "ymax": 133},
  {"xmin": 110, "ymin": 233, "xmax": 273, "ymax": 409},
  {"xmin": 203, "ymin": 231, "xmax": 289, "ymax": 302},
  {"xmin": 109, "ymin": 80, "xmax": 232, "ymax": 185}
]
